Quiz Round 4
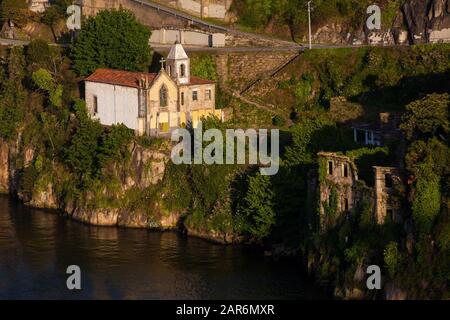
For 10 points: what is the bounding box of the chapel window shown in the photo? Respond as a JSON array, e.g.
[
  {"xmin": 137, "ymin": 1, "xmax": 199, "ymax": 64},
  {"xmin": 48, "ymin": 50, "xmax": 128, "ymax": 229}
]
[
  {"xmin": 180, "ymin": 64, "xmax": 186, "ymax": 77},
  {"xmin": 93, "ymin": 95, "xmax": 98, "ymax": 114},
  {"xmin": 160, "ymin": 85, "xmax": 168, "ymax": 108}
]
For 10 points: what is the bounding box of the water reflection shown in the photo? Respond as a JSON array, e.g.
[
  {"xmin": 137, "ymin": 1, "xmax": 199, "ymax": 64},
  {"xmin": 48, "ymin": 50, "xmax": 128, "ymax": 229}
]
[{"xmin": 0, "ymin": 196, "xmax": 325, "ymax": 299}]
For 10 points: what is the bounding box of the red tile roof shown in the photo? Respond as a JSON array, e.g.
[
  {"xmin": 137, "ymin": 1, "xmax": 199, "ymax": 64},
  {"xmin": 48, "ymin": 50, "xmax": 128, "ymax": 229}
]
[
  {"xmin": 85, "ymin": 69, "xmax": 157, "ymax": 88},
  {"xmin": 85, "ymin": 68, "xmax": 215, "ymax": 88}
]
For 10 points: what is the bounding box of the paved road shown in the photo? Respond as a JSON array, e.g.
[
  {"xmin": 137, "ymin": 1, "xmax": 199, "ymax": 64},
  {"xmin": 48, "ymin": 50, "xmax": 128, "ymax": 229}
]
[
  {"xmin": 0, "ymin": 38, "xmax": 69, "ymax": 47},
  {"xmin": 134, "ymin": 0, "xmax": 299, "ymax": 47},
  {"xmin": 0, "ymin": 37, "xmax": 304, "ymax": 52},
  {"xmin": 0, "ymin": 38, "xmax": 29, "ymax": 46},
  {"xmin": 151, "ymin": 43, "xmax": 304, "ymax": 52}
]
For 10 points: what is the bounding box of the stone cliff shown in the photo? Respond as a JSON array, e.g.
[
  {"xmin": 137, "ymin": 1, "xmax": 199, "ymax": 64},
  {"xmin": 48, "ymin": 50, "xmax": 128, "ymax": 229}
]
[
  {"xmin": 0, "ymin": 137, "xmax": 179, "ymax": 228},
  {"xmin": 312, "ymin": 0, "xmax": 450, "ymax": 45},
  {"xmin": 0, "ymin": 136, "xmax": 235, "ymax": 243}
]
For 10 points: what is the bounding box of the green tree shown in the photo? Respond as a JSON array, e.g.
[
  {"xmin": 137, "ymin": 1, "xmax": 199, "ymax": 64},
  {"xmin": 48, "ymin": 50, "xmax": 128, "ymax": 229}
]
[
  {"xmin": 400, "ymin": 93, "xmax": 450, "ymax": 140},
  {"xmin": 64, "ymin": 100, "xmax": 103, "ymax": 184},
  {"xmin": 41, "ymin": 5, "xmax": 63, "ymax": 42},
  {"xmin": 26, "ymin": 39, "xmax": 52, "ymax": 68},
  {"xmin": 71, "ymin": 9, "xmax": 152, "ymax": 76},
  {"xmin": 384, "ymin": 241, "xmax": 402, "ymax": 278},
  {"xmin": 97, "ymin": 124, "xmax": 134, "ymax": 167},
  {"xmin": 237, "ymin": 173, "xmax": 276, "ymax": 241},
  {"xmin": 0, "ymin": 47, "xmax": 26, "ymax": 140},
  {"xmin": 32, "ymin": 68, "xmax": 63, "ymax": 107},
  {"xmin": 412, "ymin": 174, "xmax": 441, "ymax": 235}
]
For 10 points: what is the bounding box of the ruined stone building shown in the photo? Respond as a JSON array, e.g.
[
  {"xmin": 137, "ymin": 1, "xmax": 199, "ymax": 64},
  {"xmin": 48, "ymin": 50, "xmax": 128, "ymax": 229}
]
[
  {"xmin": 317, "ymin": 152, "xmax": 404, "ymax": 229},
  {"xmin": 352, "ymin": 112, "xmax": 402, "ymax": 147},
  {"xmin": 373, "ymin": 166, "xmax": 404, "ymax": 224},
  {"xmin": 318, "ymin": 153, "xmax": 359, "ymax": 218},
  {"xmin": 0, "ymin": 20, "xmax": 17, "ymax": 40},
  {"xmin": 28, "ymin": 0, "xmax": 50, "ymax": 13}
]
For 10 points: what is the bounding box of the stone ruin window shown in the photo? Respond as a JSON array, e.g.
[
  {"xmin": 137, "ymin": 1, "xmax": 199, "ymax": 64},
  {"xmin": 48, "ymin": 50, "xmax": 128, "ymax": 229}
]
[
  {"xmin": 386, "ymin": 209, "xmax": 393, "ymax": 221},
  {"xmin": 344, "ymin": 198, "xmax": 349, "ymax": 211},
  {"xmin": 385, "ymin": 174, "xmax": 393, "ymax": 188},
  {"xmin": 328, "ymin": 161, "xmax": 333, "ymax": 175},
  {"xmin": 343, "ymin": 163, "xmax": 348, "ymax": 178}
]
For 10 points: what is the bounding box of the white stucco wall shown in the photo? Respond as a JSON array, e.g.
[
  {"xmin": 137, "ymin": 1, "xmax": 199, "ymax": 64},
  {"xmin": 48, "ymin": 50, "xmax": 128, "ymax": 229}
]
[
  {"xmin": 429, "ymin": 28, "xmax": 450, "ymax": 43},
  {"xmin": 149, "ymin": 29, "xmax": 225, "ymax": 47},
  {"xmin": 85, "ymin": 81, "xmax": 139, "ymax": 131}
]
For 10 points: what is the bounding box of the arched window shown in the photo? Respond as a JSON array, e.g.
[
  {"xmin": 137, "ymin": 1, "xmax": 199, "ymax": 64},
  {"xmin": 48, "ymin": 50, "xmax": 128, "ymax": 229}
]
[
  {"xmin": 159, "ymin": 85, "xmax": 168, "ymax": 108},
  {"xmin": 180, "ymin": 64, "xmax": 186, "ymax": 77}
]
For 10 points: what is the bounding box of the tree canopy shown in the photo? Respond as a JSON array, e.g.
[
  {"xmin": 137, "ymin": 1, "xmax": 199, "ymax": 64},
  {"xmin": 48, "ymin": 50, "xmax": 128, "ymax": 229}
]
[
  {"xmin": 0, "ymin": 0, "xmax": 29, "ymax": 26},
  {"xmin": 71, "ymin": 9, "xmax": 152, "ymax": 76}
]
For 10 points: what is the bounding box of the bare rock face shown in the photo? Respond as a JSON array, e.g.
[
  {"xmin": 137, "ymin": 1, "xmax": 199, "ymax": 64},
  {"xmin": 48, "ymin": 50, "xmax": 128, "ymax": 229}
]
[
  {"xmin": 71, "ymin": 207, "xmax": 121, "ymax": 226},
  {"xmin": 428, "ymin": 0, "xmax": 450, "ymax": 42},
  {"xmin": 313, "ymin": 23, "xmax": 346, "ymax": 44},
  {"xmin": 402, "ymin": 0, "xmax": 450, "ymax": 43},
  {"xmin": 23, "ymin": 147, "xmax": 34, "ymax": 168},
  {"xmin": 0, "ymin": 141, "xmax": 9, "ymax": 193},
  {"xmin": 121, "ymin": 145, "xmax": 167, "ymax": 190},
  {"xmin": 384, "ymin": 282, "xmax": 408, "ymax": 300},
  {"xmin": 402, "ymin": 0, "xmax": 429, "ymax": 43},
  {"xmin": 28, "ymin": 183, "xmax": 58, "ymax": 210},
  {"xmin": 117, "ymin": 209, "xmax": 149, "ymax": 228},
  {"xmin": 159, "ymin": 211, "xmax": 180, "ymax": 229}
]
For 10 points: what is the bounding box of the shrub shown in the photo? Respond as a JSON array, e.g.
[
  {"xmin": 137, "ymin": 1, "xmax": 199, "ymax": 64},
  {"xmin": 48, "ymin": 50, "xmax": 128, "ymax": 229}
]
[{"xmin": 272, "ymin": 115, "xmax": 286, "ymax": 127}]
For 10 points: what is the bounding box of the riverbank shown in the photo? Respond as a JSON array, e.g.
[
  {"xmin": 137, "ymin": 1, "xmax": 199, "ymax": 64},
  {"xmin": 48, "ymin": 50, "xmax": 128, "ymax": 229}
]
[{"xmin": 0, "ymin": 195, "xmax": 327, "ymax": 299}]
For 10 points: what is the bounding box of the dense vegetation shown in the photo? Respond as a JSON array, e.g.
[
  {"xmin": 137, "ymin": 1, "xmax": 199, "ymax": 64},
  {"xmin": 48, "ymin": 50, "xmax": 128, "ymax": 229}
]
[
  {"xmin": 71, "ymin": 9, "xmax": 152, "ymax": 76},
  {"xmin": 231, "ymin": 0, "xmax": 403, "ymax": 41},
  {"xmin": 0, "ymin": 8, "xmax": 448, "ymax": 299}
]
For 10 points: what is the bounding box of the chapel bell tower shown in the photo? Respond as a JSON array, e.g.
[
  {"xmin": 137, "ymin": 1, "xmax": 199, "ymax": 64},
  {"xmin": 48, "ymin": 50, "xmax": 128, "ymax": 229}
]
[{"xmin": 166, "ymin": 41, "xmax": 190, "ymax": 84}]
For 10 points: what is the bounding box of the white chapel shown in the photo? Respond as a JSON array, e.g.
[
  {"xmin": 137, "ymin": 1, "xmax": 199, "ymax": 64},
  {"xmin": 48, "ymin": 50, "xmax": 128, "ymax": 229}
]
[{"xmin": 85, "ymin": 42, "xmax": 221, "ymax": 137}]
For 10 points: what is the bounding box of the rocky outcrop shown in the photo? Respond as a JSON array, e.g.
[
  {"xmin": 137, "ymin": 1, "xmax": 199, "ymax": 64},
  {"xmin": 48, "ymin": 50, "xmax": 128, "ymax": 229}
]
[
  {"xmin": 384, "ymin": 282, "xmax": 408, "ymax": 300},
  {"xmin": 71, "ymin": 207, "xmax": 121, "ymax": 226},
  {"xmin": 0, "ymin": 141, "xmax": 9, "ymax": 193},
  {"xmin": 28, "ymin": 183, "xmax": 58, "ymax": 210},
  {"xmin": 403, "ymin": 0, "xmax": 450, "ymax": 43},
  {"xmin": 427, "ymin": 0, "xmax": 450, "ymax": 42},
  {"xmin": 402, "ymin": 0, "xmax": 429, "ymax": 43},
  {"xmin": 310, "ymin": 0, "xmax": 450, "ymax": 45}
]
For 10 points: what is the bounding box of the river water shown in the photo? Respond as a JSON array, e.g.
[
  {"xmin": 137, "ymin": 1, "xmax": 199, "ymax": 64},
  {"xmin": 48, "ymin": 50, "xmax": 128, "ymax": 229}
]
[{"xmin": 0, "ymin": 196, "xmax": 325, "ymax": 299}]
